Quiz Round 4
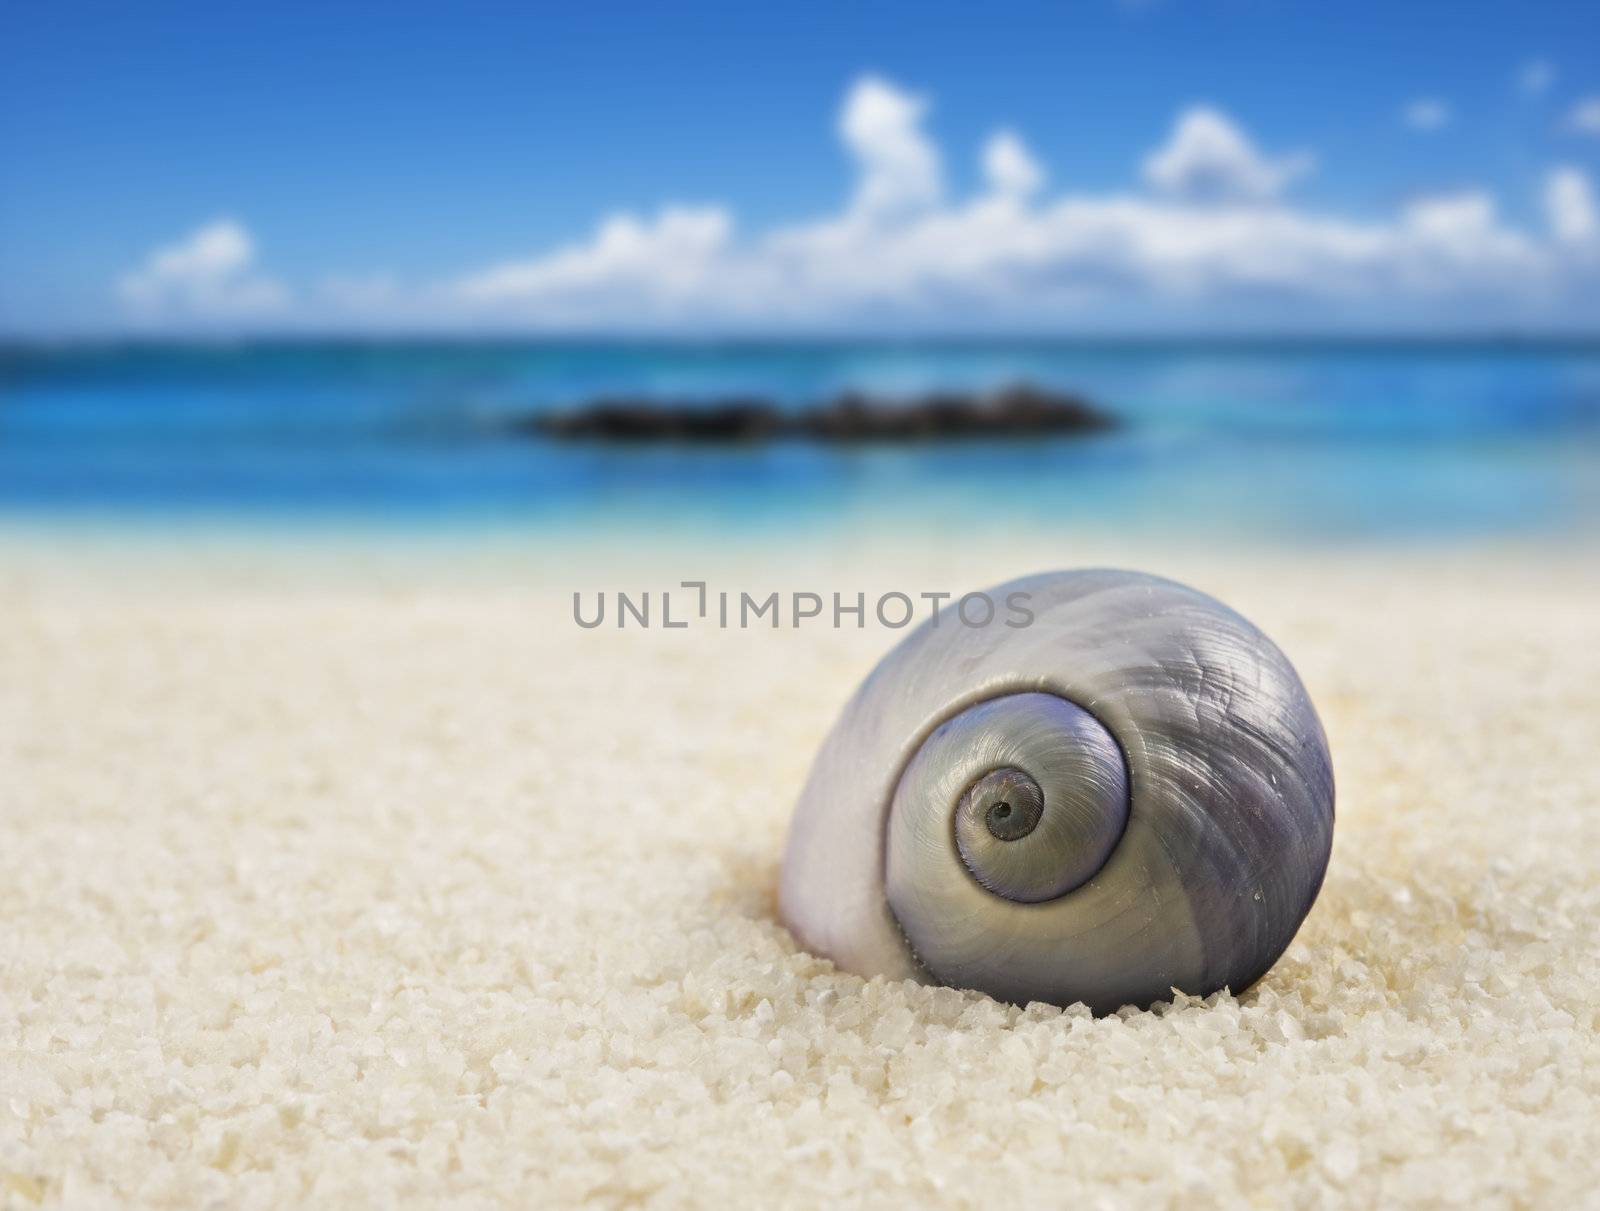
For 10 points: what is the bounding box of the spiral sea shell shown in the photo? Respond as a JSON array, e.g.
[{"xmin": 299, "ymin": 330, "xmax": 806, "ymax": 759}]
[{"xmin": 780, "ymin": 569, "xmax": 1335, "ymax": 1014}]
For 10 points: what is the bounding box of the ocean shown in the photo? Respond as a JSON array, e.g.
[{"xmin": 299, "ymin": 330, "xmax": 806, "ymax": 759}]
[{"xmin": 3, "ymin": 339, "xmax": 1598, "ymax": 541}]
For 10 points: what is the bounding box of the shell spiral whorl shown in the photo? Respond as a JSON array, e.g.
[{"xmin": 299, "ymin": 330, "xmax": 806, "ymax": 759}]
[
  {"xmin": 780, "ymin": 569, "xmax": 1335, "ymax": 1014},
  {"xmin": 900, "ymin": 693, "xmax": 1128, "ymax": 907}
]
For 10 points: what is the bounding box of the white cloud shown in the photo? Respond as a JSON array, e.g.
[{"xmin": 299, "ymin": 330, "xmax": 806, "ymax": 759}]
[
  {"xmin": 118, "ymin": 219, "xmax": 287, "ymax": 317},
  {"xmin": 119, "ymin": 77, "xmax": 1600, "ymax": 330},
  {"xmin": 1141, "ymin": 107, "xmax": 1313, "ymax": 201},
  {"xmin": 456, "ymin": 207, "xmax": 732, "ymax": 314},
  {"xmin": 1567, "ymin": 97, "xmax": 1600, "ymax": 136},
  {"xmin": 983, "ymin": 130, "xmax": 1045, "ymax": 199},
  {"xmin": 1519, "ymin": 59, "xmax": 1555, "ymax": 96},
  {"xmin": 838, "ymin": 76, "xmax": 942, "ymax": 218},
  {"xmin": 1403, "ymin": 98, "xmax": 1451, "ymax": 132},
  {"xmin": 1545, "ymin": 167, "xmax": 1598, "ymax": 245},
  {"xmin": 1403, "ymin": 192, "xmax": 1495, "ymax": 239}
]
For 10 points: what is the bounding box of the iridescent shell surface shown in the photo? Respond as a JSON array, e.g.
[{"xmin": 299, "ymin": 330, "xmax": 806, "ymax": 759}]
[{"xmin": 779, "ymin": 569, "xmax": 1335, "ymax": 1014}]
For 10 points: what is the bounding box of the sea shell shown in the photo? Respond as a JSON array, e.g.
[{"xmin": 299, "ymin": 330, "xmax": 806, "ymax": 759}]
[{"xmin": 780, "ymin": 569, "xmax": 1335, "ymax": 1014}]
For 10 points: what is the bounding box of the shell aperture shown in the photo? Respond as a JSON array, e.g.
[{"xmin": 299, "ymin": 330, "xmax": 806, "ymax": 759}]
[{"xmin": 779, "ymin": 569, "xmax": 1335, "ymax": 1015}]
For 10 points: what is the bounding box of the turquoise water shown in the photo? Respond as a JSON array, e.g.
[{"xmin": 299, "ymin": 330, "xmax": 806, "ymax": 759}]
[{"xmin": 3, "ymin": 340, "xmax": 1598, "ymax": 540}]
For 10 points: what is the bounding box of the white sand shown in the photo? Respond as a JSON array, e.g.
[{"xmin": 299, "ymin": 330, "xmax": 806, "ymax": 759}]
[{"xmin": 2, "ymin": 527, "xmax": 1597, "ymax": 1208}]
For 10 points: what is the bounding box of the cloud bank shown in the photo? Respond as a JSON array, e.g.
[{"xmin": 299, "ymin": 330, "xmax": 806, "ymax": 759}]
[
  {"xmin": 1546, "ymin": 167, "xmax": 1599, "ymax": 246},
  {"xmin": 120, "ymin": 76, "xmax": 1600, "ymax": 332},
  {"xmin": 118, "ymin": 219, "xmax": 287, "ymax": 318}
]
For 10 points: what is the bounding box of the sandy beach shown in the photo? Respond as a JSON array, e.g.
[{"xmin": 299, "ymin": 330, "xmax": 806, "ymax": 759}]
[{"xmin": 2, "ymin": 525, "xmax": 1597, "ymax": 1208}]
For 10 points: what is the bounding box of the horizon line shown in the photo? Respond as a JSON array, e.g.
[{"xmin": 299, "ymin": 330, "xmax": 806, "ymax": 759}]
[{"xmin": 6, "ymin": 329, "xmax": 1600, "ymax": 352}]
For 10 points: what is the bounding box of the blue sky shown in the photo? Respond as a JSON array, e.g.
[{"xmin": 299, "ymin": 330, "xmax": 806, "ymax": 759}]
[{"xmin": 3, "ymin": 0, "xmax": 1599, "ymax": 334}]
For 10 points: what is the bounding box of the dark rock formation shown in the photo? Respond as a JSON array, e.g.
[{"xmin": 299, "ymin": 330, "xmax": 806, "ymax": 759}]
[
  {"xmin": 798, "ymin": 383, "xmax": 1115, "ymax": 441},
  {"xmin": 523, "ymin": 382, "xmax": 1115, "ymax": 444},
  {"xmin": 529, "ymin": 395, "xmax": 783, "ymax": 442}
]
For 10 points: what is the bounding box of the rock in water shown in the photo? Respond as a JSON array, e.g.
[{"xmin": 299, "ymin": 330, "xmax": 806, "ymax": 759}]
[{"xmin": 522, "ymin": 382, "xmax": 1116, "ymax": 444}]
